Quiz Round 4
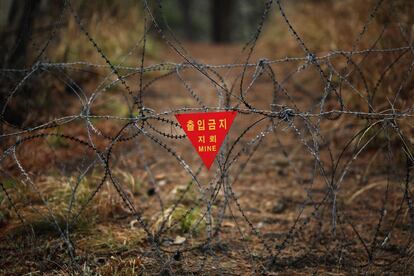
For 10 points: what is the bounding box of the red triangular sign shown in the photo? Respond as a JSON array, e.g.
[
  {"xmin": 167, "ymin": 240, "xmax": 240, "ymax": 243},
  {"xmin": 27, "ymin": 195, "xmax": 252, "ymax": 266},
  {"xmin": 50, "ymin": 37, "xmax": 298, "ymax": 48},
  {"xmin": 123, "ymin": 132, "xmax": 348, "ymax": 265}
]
[{"xmin": 175, "ymin": 111, "xmax": 237, "ymax": 169}]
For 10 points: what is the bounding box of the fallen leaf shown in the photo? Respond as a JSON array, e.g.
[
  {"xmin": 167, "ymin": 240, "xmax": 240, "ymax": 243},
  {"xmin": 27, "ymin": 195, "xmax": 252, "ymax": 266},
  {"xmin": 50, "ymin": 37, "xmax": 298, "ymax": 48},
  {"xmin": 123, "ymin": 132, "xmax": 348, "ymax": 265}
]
[{"xmin": 173, "ymin": 235, "xmax": 186, "ymax": 245}]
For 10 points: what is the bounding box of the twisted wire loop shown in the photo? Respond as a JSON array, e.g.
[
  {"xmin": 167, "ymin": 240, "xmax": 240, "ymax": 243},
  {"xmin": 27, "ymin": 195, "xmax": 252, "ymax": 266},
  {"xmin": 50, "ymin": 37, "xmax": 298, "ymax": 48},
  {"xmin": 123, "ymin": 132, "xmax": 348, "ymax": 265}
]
[{"xmin": 1, "ymin": 0, "xmax": 413, "ymax": 274}]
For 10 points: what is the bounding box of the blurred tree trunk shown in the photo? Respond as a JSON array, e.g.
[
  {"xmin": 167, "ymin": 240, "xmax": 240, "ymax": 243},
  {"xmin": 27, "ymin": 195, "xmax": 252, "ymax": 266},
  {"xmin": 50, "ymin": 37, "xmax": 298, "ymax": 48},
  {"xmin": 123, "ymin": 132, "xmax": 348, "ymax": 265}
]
[
  {"xmin": 5, "ymin": 0, "xmax": 40, "ymax": 68},
  {"xmin": 211, "ymin": 0, "xmax": 234, "ymax": 43},
  {"xmin": 179, "ymin": 0, "xmax": 194, "ymax": 40},
  {"xmin": 1, "ymin": 0, "xmax": 40, "ymax": 130},
  {"xmin": 0, "ymin": 0, "xmax": 13, "ymax": 29}
]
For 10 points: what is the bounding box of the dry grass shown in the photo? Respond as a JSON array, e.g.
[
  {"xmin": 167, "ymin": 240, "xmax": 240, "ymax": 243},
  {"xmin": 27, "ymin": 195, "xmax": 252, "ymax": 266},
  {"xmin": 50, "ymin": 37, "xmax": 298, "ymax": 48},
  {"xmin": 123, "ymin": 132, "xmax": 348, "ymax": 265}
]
[
  {"xmin": 0, "ymin": 168, "xmax": 148, "ymax": 275},
  {"xmin": 260, "ymin": 0, "xmax": 414, "ymax": 155},
  {"xmin": 47, "ymin": 1, "xmax": 159, "ymax": 66}
]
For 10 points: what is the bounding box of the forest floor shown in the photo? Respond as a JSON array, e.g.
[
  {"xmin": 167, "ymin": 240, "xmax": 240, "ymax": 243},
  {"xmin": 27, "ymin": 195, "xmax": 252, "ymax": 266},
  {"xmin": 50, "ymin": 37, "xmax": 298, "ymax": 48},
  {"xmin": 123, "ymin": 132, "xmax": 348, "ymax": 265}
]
[{"xmin": 1, "ymin": 42, "xmax": 413, "ymax": 275}]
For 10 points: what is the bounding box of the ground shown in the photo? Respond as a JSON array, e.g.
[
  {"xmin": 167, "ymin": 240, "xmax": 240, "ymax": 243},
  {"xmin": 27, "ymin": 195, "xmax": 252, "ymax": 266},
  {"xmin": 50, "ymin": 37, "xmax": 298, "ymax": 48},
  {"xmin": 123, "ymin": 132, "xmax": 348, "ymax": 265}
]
[{"xmin": 1, "ymin": 41, "xmax": 413, "ymax": 275}]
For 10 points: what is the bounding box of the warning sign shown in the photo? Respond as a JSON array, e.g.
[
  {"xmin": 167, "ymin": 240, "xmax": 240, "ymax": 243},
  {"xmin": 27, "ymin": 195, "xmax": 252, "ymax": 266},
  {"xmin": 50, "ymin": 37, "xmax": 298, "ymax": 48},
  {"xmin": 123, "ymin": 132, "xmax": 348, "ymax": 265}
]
[{"xmin": 175, "ymin": 111, "xmax": 237, "ymax": 169}]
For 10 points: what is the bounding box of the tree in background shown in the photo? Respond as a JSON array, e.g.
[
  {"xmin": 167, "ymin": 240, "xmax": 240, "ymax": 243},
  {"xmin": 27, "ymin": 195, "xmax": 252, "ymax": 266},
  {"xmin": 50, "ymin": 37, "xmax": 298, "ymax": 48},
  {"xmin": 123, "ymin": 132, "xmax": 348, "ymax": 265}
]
[
  {"xmin": 211, "ymin": 0, "xmax": 235, "ymax": 43},
  {"xmin": 178, "ymin": 0, "xmax": 194, "ymax": 40},
  {"xmin": 0, "ymin": 0, "xmax": 40, "ymax": 68},
  {"xmin": 157, "ymin": 0, "xmax": 265, "ymax": 43}
]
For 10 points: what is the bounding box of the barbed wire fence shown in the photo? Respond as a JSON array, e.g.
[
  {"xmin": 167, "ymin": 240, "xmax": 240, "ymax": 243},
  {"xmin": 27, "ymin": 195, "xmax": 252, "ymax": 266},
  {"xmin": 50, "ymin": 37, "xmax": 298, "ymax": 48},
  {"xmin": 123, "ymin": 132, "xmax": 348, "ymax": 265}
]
[{"xmin": 1, "ymin": 0, "xmax": 414, "ymax": 274}]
